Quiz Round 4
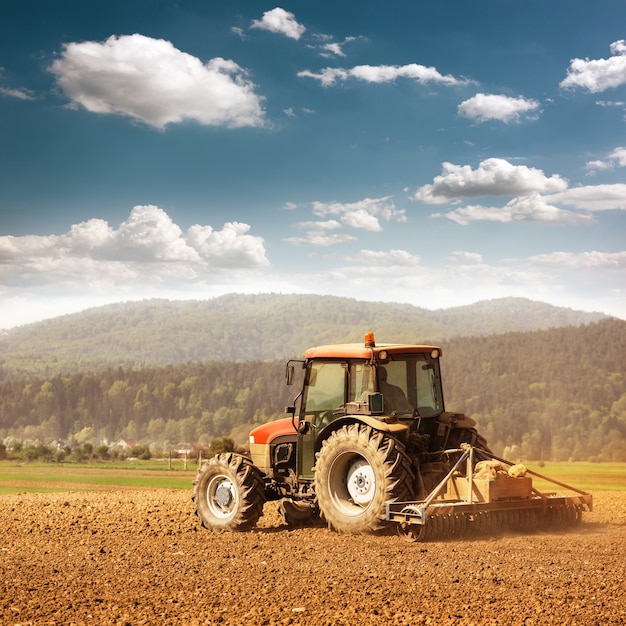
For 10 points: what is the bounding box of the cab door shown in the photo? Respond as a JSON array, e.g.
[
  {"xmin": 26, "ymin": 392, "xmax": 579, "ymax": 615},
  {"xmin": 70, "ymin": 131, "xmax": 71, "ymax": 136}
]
[{"xmin": 297, "ymin": 360, "xmax": 347, "ymax": 478}]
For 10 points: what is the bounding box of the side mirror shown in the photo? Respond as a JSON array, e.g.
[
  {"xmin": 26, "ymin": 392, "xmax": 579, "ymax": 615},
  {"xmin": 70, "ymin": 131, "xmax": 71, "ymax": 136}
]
[
  {"xmin": 285, "ymin": 405, "xmax": 296, "ymax": 415},
  {"xmin": 286, "ymin": 364, "xmax": 295, "ymax": 386}
]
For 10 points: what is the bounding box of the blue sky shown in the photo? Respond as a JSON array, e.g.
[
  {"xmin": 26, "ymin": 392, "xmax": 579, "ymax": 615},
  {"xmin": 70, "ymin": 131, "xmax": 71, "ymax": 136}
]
[{"xmin": 1, "ymin": 0, "xmax": 625, "ymax": 328}]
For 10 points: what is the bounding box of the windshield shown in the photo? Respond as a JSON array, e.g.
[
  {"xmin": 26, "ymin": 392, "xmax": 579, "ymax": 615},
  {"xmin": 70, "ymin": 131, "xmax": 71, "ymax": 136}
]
[
  {"xmin": 300, "ymin": 354, "xmax": 444, "ymax": 422},
  {"xmin": 377, "ymin": 354, "xmax": 443, "ymax": 417}
]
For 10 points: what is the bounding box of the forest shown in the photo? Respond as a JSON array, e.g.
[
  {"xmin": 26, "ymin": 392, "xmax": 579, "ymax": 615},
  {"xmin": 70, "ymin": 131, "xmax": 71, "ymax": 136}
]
[{"xmin": 1, "ymin": 317, "xmax": 624, "ymax": 463}]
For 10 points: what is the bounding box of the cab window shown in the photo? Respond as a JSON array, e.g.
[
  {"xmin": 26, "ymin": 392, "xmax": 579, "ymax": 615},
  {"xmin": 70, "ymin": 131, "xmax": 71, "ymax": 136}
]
[{"xmin": 303, "ymin": 361, "xmax": 346, "ymax": 413}]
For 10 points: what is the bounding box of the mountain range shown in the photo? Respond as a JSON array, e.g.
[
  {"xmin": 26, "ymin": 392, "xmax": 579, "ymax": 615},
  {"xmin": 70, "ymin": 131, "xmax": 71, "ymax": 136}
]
[{"xmin": 0, "ymin": 293, "xmax": 611, "ymax": 379}]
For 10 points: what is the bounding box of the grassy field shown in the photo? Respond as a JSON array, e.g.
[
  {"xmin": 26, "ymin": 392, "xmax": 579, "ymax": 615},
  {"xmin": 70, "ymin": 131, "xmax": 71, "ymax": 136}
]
[
  {"xmin": 1, "ymin": 459, "xmax": 624, "ymax": 496},
  {"xmin": 525, "ymin": 461, "xmax": 626, "ymax": 492},
  {"xmin": 0, "ymin": 460, "xmax": 197, "ymax": 495}
]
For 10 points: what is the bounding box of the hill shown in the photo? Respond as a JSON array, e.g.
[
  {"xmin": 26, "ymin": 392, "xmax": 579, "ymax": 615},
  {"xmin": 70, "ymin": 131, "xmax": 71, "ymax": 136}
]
[
  {"xmin": 1, "ymin": 317, "xmax": 624, "ymax": 462},
  {"xmin": 0, "ymin": 293, "xmax": 609, "ymax": 379}
]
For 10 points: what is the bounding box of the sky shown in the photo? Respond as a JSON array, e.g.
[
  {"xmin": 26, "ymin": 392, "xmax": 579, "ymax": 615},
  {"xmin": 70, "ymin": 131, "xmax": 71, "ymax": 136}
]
[{"xmin": 1, "ymin": 0, "xmax": 626, "ymax": 329}]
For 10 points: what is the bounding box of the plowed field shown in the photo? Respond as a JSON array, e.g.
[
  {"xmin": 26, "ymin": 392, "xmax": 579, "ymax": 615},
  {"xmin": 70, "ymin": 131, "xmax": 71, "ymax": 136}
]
[{"xmin": 1, "ymin": 490, "xmax": 625, "ymax": 625}]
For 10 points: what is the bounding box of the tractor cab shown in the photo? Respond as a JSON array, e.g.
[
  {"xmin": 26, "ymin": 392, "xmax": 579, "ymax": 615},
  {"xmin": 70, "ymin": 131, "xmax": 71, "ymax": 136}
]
[{"xmin": 280, "ymin": 333, "xmax": 446, "ymax": 478}]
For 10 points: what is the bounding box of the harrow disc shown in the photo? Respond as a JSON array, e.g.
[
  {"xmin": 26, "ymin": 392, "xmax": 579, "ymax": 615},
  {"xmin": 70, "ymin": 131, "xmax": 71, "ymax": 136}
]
[{"xmin": 396, "ymin": 506, "xmax": 426, "ymax": 543}]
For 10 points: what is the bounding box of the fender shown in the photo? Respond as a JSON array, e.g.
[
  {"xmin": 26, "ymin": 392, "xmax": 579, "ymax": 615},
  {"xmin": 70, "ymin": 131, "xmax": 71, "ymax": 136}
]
[{"xmin": 314, "ymin": 414, "xmax": 409, "ymax": 451}]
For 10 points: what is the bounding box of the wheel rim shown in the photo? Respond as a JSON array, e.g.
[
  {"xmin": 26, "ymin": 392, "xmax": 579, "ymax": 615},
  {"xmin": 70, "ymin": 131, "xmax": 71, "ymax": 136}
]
[
  {"xmin": 328, "ymin": 451, "xmax": 376, "ymax": 515},
  {"xmin": 206, "ymin": 474, "xmax": 238, "ymax": 519}
]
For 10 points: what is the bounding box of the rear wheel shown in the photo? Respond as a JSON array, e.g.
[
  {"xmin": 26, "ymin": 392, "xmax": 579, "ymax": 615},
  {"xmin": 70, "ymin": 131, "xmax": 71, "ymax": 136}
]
[
  {"xmin": 193, "ymin": 452, "xmax": 266, "ymax": 531},
  {"xmin": 314, "ymin": 423, "xmax": 414, "ymax": 534}
]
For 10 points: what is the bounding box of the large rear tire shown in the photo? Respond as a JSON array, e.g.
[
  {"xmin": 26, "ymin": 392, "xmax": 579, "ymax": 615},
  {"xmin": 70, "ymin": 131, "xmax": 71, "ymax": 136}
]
[
  {"xmin": 314, "ymin": 423, "xmax": 414, "ymax": 534},
  {"xmin": 193, "ymin": 452, "xmax": 266, "ymax": 532}
]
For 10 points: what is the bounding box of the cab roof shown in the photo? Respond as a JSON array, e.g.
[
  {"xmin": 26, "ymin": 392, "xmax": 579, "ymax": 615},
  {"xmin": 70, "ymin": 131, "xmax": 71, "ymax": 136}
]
[{"xmin": 304, "ymin": 342, "xmax": 442, "ymax": 360}]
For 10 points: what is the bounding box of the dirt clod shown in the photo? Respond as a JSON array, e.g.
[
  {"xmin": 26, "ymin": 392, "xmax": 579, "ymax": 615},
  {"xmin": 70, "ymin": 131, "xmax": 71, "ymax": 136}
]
[{"xmin": 1, "ymin": 490, "xmax": 625, "ymax": 625}]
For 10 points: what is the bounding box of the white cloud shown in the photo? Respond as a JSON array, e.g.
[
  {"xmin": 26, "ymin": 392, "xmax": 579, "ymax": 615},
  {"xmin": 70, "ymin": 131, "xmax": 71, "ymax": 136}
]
[
  {"xmin": 585, "ymin": 159, "xmax": 614, "ymax": 174},
  {"xmin": 432, "ymin": 193, "xmax": 592, "ymax": 225},
  {"xmin": 609, "ymin": 147, "xmax": 626, "ymax": 167},
  {"xmin": 458, "ymin": 93, "xmax": 541, "ymax": 123},
  {"xmin": 293, "ymin": 220, "xmax": 342, "ymax": 231},
  {"xmin": 298, "ymin": 63, "xmax": 472, "ymax": 87},
  {"xmin": 311, "ymin": 196, "xmax": 406, "ymax": 231},
  {"xmin": 528, "ymin": 250, "xmax": 626, "ymax": 270},
  {"xmin": 48, "ymin": 34, "xmax": 265, "ymax": 129},
  {"xmin": 320, "ymin": 43, "xmax": 346, "ymax": 58},
  {"xmin": 283, "ymin": 232, "xmax": 356, "ymax": 247},
  {"xmin": 250, "ymin": 8, "xmax": 306, "ymax": 40},
  {"xmin": 449, "ymin": 251, "xmax": 483, "ymax": 264},
  {"xmin": 544, "ymin": 184, "xmax": 626, "ymax": 211},
  {"xmin": 0, "ymin": 86, "xmax": 36, "ymax": 100},
  {"xmin": 186, "ymin": 222, "xmax": 269, "ymax": 268},
  {"xmin": 560, "ymin": 40, "xmax": 626, "ymax": 92},
  {"xmin": 595, "ymin": 99, "xmax": 626, "ymax": 107},
  {"xmin": 585, "ymin": 147, "xmax": 626, "ymax": 175},
  {"xmin": 283, "ymin": 197, "xmax": 405, "ymax": 247},
  {"xmin": 413, "ymin": 158, "xmax": 568, "ymax": 204},
  {"xmin": 0, "ymin": 206, "xmax": 269, "ymax": 293},
  {"xmin": 316, "ymin": 36, "xmax": 359, "ymax": 58},
  {"xmin": 350, "ymin": 249, "xmax": 421, "ymax": 266},
  {"xmin": 340, "ymin": 208, "xmax": 383, "ymax": 232}
]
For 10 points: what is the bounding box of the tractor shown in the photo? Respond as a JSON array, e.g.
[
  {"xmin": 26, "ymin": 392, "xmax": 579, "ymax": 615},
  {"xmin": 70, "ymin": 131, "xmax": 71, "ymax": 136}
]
[{"xmin": 193, "ymin": 333, "xmax": 592, "ymax": 540}]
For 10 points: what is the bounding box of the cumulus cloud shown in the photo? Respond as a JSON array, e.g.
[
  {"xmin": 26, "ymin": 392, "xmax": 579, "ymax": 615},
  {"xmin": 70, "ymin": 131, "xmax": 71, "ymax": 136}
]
[
  {"xmin": 413, "ymin": 158, "xmax": 568, "ymax": 204},
  {"xmin": 543, "ymin": 184, "xmax": 626, "ymax": 211},
  {"xmin": 585, "ymin": 159, "xmax": 614, "ymax": 174},
  {"xmin": 585, "ymin": 147, "xmax": 626, "ymax": 175},
  {"xmin": 298, "ymin": 63, "xmax": 472, "ymax": 87},
  {"xmin": 250, "ymin": 8, "xmax": 306, "ymax": 40},
  {"xmin": 282, "ymin": 197, "xmax": 406, "ymax": 247},
  {"xmin": 560, "ymin": 40, "xmax": 626, "ymax": 92},
  {"xmin": 458, "ymin": 93, "xmax": 541, "ymax": 123},
  {"xmin": 0, "ymin": 206, "xmax": 269, "ymax": 291},
  {"xmin": 311, "ymin": 196, "xmax": 406, "ymax": 231},
  {"xmin": 314, "ymin": 36, "xmax": 360, "ymax": 58},
  {"xmin": 432, "ymin": 193, "xmax": 592, "ymax": 225},
  {"xmin": 48, "ymin": 34, "xmax": 265, "ymax": 129},
  {"xmin": 610, "ymin": 147, "xmax": 626, "ymax": 166}
]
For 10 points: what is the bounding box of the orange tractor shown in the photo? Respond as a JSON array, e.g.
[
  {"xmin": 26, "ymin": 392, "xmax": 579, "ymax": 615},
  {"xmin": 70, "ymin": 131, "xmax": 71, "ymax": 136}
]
[{"xmin": 193, "ymin": 333, "xmax": 592, "ymax": 540}]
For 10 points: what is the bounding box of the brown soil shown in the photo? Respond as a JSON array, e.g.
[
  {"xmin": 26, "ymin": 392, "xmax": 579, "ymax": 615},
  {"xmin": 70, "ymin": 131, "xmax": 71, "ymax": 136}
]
[{"xmin": 1, "ymin": 490, "xmax": 625, "ymax": 625}]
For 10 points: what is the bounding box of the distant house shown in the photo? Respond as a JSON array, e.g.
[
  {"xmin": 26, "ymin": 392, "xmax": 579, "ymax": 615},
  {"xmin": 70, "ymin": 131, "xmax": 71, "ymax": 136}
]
[
  {"xmin": 113, "ymin": 439, "xmax": 138, "ymax": 453},
  {"xmin": 176, "ymin": 443, "xmax": 194, "ymax": 457}
]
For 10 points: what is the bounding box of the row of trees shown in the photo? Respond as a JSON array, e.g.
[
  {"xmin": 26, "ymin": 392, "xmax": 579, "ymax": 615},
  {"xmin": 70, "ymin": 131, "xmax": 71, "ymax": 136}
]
[
  {"xmin": 0, "ymin": 360, "xmax": 291, "ymax": 450},
  {"xmin": 0, "ymin": 436, "xmax": 238, "ymax": 464},
  {"xmin": 0, "ymin": 320, "xmax": 624, "ymax": 462}
]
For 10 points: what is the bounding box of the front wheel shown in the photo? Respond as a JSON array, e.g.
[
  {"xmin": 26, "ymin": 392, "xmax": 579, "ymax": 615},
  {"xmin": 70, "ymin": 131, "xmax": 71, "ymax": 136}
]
[
  {"xmin": 314, "ymin": 423, "xmax": 414, "ymax": 534},
  {"xmin": 193, "ymin": 452, "xmax": 266, "ymax": 531}
]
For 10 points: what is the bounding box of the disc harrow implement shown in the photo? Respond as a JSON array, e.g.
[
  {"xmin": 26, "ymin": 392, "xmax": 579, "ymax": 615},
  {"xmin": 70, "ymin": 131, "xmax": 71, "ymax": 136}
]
[{"xmin": 388, "ymin": 444, "xmax": 592, "ymax": 542}]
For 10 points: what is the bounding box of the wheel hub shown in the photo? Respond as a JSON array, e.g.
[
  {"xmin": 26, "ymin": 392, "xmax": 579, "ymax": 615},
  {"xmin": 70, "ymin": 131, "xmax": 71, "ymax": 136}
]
[
  {"xmin": 214, "ymin": 480, "xmax": 235, "ymax": 509},
  {"xmin": 346, "ymin": 459, "xmax": 375, "ymax": 506}
]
